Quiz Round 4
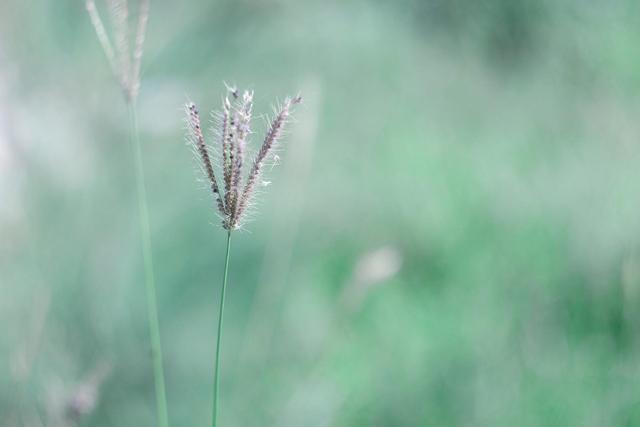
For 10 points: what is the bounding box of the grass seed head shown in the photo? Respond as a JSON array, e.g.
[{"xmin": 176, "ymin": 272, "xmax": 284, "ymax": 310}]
[
  {"xmin": 186, "ymin": 88, "xmax": 301, "ymax": 230},
  {"xmin": 85, "ymin": 0, "xmax": 149, "ymax": 103}
]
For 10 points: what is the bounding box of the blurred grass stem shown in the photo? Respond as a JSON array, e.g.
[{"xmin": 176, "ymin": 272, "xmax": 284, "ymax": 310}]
[
  {"xmin": 212, "ymin": 231, "xmax": 231, "ymax": 427},
  {"xmin": 127, "ymin": 103, "xmax": 169, "ymax": 427}
]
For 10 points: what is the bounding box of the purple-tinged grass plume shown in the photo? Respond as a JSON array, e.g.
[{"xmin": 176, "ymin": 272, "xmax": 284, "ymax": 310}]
[
  {"xmin": 185, "ymin": 86, "xmax": 301, "ymax": 427},
  {"xmin": 186, "ymin": 87, "xmax": 301, "ymax": 231}
]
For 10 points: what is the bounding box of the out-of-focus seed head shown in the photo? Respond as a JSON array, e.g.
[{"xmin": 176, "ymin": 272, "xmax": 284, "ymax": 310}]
[{"xmin": 85, "ymin": 0, "xmax": 149, "ymax": 103}]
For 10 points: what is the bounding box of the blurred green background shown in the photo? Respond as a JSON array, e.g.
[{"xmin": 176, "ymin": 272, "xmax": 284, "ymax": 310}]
[{"xmin": 3, "ymin": 0, "xmax": 640, "ymax": 425}]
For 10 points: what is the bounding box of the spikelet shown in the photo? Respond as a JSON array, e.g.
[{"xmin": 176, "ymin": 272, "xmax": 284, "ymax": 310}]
[
  {"xmin": 221, "ymin": 96, "xmax": 232, "ymax": 201},
  {"xmin": 186, "ymin": 102, "xmax": 226, "ymax": 216},
  {"xmin": 186, "ymin": 88, "xmax": 301, "ymax": 230},
  {"xmin": 85, "ymin": 0, "xmax": 149, "ymax": 103},
  {"xmin": 229, "ymin": 90, "xmax": 253, "ymax": 226},
  {"xmin": 235, "ymin": 95, "xmax": 301, "ymax": 222}
]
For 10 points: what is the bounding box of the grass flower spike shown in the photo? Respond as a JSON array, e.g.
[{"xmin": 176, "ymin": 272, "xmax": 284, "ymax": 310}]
[
  {"xmin": 186, "ymin": 88, "xmax": 302, "ymax": 230},
  {"xmin": 185, "ymin": 87, "xmax": 301, "ymax": 427}
]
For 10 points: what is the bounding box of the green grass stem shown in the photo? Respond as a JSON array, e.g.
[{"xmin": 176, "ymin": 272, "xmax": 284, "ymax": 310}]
[
  {"xmin": 128, "ymin": 103, "xmax": 170, "ymax": 427},
  {"xmin": 212, "ymin": 231, "xmax": 232, "ymax": 427}
]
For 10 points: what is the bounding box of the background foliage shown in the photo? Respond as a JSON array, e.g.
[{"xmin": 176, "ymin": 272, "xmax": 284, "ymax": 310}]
[{"xmin": 3, "ymin": 0, "xmax": 640, "ymax": 425}]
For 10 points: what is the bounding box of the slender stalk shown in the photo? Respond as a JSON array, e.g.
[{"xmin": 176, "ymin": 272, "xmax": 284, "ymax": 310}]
[
  {"xmin": 127, "ymin": 103, "xmax": 170, "ymax": 427},
  {"xmin": 213, "ymin": 231, "xmax": 232, "ymax": 427}
]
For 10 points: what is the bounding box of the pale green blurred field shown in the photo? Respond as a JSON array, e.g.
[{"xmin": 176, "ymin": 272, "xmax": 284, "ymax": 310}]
[{"xmin": 3, "ymin": 0, "xmax": 640, "ymax": 426}]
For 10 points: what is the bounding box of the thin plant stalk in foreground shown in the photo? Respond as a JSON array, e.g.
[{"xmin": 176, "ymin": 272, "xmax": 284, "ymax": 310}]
[
  {"xmin": 85, "ymin": 2, "xmax": 169, "ymax": 427},
  {"xmin": 185, "ymin": 88, "xmax": 301, "ymax": 427}
]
